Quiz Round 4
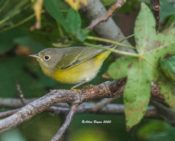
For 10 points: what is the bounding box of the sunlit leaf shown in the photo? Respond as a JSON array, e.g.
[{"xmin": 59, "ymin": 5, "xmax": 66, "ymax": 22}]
[
  {"xmin": 134, "ymin": 3, "xmax": 156, "ymax": 53},
  {"xmin": 158, "ymin": 78, "xmax": 175, "ymax": 108},
  {"xmin": 108, "ymin": 56, "xmax": 135, "ymax": 80},
  {"xmin": 65, "ymin": 0, "xmax": 87, "ymax": 10},
  {"xmin": 159, "ymin": 56, "xmax": 175, "ymax": 81},
  {"xmin": 124, "ymin": 61, "xmax": 151, "ymax": 128},
  {"xmin": 108, "ymin": 3, "xmax": 175, "ymax": 128},
  {"xmin": 32, "ymin": 0, "xmax": 44, "ymax": 29}
]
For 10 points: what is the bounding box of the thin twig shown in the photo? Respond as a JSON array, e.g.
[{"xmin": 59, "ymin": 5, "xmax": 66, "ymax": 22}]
[
  {"xmin": 87, "ymin": 0, "xmax": 126, "ymax": 30},
  {"xmin": 0, "ymin": 109, "xmax": 18, "ymax": 119},
  {"xmin": 0, "ymin": 98, "xmax": 34, "ymax": 108},
  {"xmin": 85, "ymin": 0, "xmax": 132, "ymax": 53},
  {"xmin": 16, "ymin": 82, "xmax": 25, "ymax": 105},
  {"xmin": 91, "ymin": 98, "xmax": 116, "ymax": 112},
  {"xmin": 51, "ymin": 104, "xmax": 78, "ymax": 141},
  {"xmin": 151, "ymin": 100, "xmax": 175, "ymax": 125}
]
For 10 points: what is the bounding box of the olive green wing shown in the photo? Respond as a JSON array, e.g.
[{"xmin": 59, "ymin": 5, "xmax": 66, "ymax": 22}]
[{"xmin": 56, "ymin": 47, "xmax": 103, "ymax": 69}]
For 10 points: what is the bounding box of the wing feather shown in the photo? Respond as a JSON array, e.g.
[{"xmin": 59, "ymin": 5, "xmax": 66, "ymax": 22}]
[{"xmin": 56, "ymin": 47, "xmax": 103, "ymax": 69}]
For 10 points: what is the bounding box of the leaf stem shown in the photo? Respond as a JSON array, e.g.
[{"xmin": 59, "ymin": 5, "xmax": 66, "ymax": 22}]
[
  {"xmin": 86, "ymin": 36, "xmax": 134, "ymax": 48},
  {"xmin": 84, "ymin": 42, "xmax": 139, "ymax": 57},
  {"xmin": 119, "ymin": 34, "xmax": 134, "ymax": 42}
]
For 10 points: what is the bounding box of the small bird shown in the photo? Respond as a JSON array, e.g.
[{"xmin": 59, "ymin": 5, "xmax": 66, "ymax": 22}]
[{"xmin": 30, "ymin": 47, "xmax": 111, "ymax": 88}]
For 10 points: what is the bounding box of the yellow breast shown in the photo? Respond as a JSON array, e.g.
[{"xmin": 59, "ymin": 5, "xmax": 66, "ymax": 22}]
[{"xmin": 41, "ymin": 51, "xmax": 110, "ymax": 84}]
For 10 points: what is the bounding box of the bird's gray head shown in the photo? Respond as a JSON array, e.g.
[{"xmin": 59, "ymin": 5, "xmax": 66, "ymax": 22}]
[{"xmin": 30, "ymin": 48, "xmax": 64, "ymax": 70}]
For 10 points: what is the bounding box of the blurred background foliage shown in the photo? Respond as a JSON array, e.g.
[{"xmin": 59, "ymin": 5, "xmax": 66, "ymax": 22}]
[{"xmin": 0, "ymin": 0, "xmax": 175, "ymax": 141}]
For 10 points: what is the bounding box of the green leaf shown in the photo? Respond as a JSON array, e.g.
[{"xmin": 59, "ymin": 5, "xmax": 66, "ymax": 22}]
[
  {"xmin": 124, "ymin": 61, "xmax": 151, "ymax": 128},
  {"xmin": 0, "ymin": 57, "xmax": 57, "ymax": 97},
  {"xmin": 158, "ymin": 77, "xmax": 175, "ymax": 108},
  {"xmin": 44, "ymin": 0, "xmax": 87, "ymax": 41},
  {"xmin": 0, "ymin": 29, "xmax": 26, "ymax": 54},
  {"xmin": 101, "ymin": 0, "xmax": 116, "ymax": 6},
  {"xmin": 108, "ymin": 57, "xmax": 135, "ymax": 80},
  {"xmin": 121, "ymin": 3, "xmax": 175, "ymax": 128},
  {"xmin": 159, "ymin": 56, "xmax": 175, "ymax": 81},
  {"xmin": 65, "ymin": 9, "xmax": 81, "ymax": 34},
  {"xmin": 14, "ymin": 36, "xmax": 46, "ymax": 52},
  {"xmin": 143, "ymin": 52, "xmax": 160, "ymax": 81},
  {"xmin": 152, "ymin": 25, "xmax": 175, "ymax": 59},
  {"xmin": 134, "ymin": 3, "xmax": 156, "ymax": 52},
  {"xmin": 44, "ymin": 0, "xmax": 66, "ymax": 25},
  {"xmin": 160, "ymin": 0, "xmax": 175, "ymax": 22},
  {"xmin": 107, "ymin": 2, "xmax": 175, "ymax": 128},
  {"xmin": 152, "ymin": 36, "xmax": 175, "ymax": 60},
  {"xmin": 76, "ymin": 29, "xmax": 89, "ymax": 41}
]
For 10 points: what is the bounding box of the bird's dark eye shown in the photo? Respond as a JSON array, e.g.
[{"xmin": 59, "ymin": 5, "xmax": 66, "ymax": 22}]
[{"xmin": 44, "ymin": 55, "xmax": 50, "ymax": 61}]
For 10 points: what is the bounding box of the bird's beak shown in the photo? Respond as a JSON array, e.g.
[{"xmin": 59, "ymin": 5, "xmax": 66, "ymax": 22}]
[{"xmin": 29, "ymin": 54, "xmax": 40, "ymax": 59}]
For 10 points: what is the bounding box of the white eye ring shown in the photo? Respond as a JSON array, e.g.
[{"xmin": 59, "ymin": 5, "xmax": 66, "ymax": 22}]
[{"xmin": 44, "ymin": 55, "xmax": 51, "ymax": 61}]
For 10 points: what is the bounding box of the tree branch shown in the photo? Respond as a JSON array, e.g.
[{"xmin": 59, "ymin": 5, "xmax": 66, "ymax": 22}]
[
  {"xmin": 0, "ymin": 102, "xmax": 159, "ymax": 119},
  {"xmin": 51, "ymin": 104, "xmax": 78, "ymax": 141},
  {"xmin": 0, "ymin": 109, "xmax": 19, "ymax": 119},
  {"xmin": 0, "ymin": 80, "xmax": 170, "ymax": 132},
  {"xmin": 87, "ymin": 0, "xmax": 126, "ymax": 30},
  {"xmin": 0, "ymin": 81, "xmax": 121, "ymax": 133},
  {"xmin": 50, "ymin": 103, "xmax": 158, "ymax": 118},
  {"xmin": 0, "ymin": 79, "xmax": 170, "ymax": 133},
  {"xmin": 85, "ymin": 0, "xmax": 126, "ymax": 40},
  {"xmin": 0, "ymin": 98, "xmax": 34, "ymax": 108}
]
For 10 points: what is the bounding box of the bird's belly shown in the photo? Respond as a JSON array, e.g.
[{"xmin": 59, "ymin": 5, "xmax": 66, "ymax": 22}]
[
  {"xmin": 52, "ymin": 59, "xmax": 102, "ymax": 84},
  {"xmin": 40, "ymin": 50, "xmax": 111, "ymax": 84}
]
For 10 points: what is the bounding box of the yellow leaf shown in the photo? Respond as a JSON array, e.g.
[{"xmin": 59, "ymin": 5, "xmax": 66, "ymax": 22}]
[
  {"xmin": 32, "ymin": 0, "xmax": 43, "ymax": 29},
  {"xmin": 65, "ymin": 0, "xmax": 88, "ymax": 10}
]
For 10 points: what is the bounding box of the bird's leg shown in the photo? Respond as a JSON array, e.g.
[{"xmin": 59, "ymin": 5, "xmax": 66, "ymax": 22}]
[{"xmin": 71, "ymin": 81, "xmax": 87, "ymax": 89}]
